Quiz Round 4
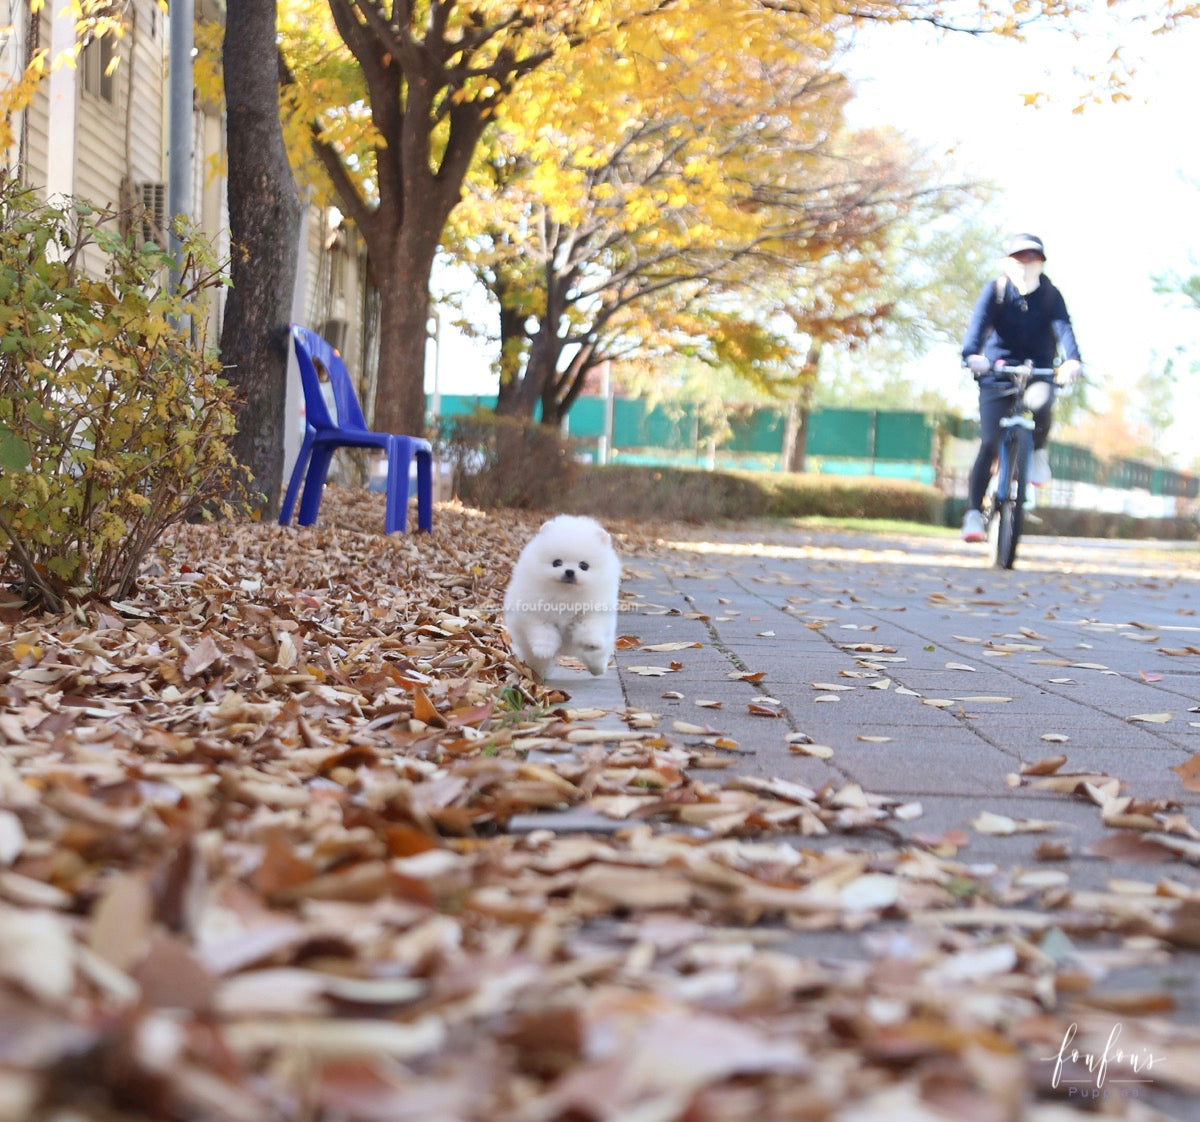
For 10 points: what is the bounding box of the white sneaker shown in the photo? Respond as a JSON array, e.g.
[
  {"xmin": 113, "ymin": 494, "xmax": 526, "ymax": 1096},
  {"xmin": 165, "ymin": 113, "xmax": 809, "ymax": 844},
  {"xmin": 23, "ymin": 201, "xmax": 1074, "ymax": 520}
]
[
  {"xmin": 962, "ymin": 509, "xmax": 985, "ymax": 542},
  {"xmin": 1030, "ymin": 448, "xmax": 1051, "ymax": 486}
]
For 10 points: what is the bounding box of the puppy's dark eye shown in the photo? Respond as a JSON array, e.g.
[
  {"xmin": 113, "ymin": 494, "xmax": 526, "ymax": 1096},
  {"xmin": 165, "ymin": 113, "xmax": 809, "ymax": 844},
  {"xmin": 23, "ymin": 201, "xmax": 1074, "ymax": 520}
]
[
  {"xmin": 551, "ymin": 559, "xmax": 563, "ymax": 567},
  {"xmin": 579, "ymin": 561, "xmax": 589, "ymax": 571}
]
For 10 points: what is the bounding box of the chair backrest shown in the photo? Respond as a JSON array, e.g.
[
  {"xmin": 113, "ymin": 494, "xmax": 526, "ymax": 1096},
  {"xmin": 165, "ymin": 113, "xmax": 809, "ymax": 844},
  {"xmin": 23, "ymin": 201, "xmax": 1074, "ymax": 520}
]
[{"xmin": 291, "ymin": 324, "xmax": 369, "ymax": 433}]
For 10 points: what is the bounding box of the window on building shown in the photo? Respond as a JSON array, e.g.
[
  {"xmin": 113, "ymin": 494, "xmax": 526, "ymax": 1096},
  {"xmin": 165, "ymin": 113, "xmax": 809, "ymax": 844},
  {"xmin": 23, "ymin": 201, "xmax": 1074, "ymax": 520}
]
[
  {"xmin": 81, "ymin": 34, "xmax": 117, "ymax": 103},
  {"xmin": 332, "ymin": 248, "xmax": 347, "ymax": 302}
]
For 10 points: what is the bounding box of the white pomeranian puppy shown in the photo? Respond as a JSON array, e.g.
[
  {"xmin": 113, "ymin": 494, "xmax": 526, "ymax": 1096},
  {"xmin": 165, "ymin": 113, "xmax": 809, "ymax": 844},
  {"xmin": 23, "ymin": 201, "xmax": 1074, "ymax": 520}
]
[{"xmin": 503, "ymin": 515, "xmax": 621, "ymax": 680}]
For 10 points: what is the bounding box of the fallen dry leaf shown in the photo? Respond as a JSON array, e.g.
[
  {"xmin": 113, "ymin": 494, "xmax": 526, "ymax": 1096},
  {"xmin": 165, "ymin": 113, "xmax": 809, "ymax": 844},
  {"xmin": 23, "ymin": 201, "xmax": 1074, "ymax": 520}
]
[
  {"xmin": 789, "ymin": 742, "xmax": 834, "ymax": 759},
  {"xmin": 1021, "ymin": 755, "xmax": 1068, "ymax": 775},
  {"xmin": 1172, "ymin": 754, "xmax": 1200, "ymax": 793},
  {"xmin": 1085, "ymin": 834, "xmax": 1178, "ymax": 862},
  {"xmin": 971, "ymin": 811, "xmax": 1061, "ymax": 836},
  {"xmin": 748, "ymin": 701, "xmax": 784, "ymax": 717}
]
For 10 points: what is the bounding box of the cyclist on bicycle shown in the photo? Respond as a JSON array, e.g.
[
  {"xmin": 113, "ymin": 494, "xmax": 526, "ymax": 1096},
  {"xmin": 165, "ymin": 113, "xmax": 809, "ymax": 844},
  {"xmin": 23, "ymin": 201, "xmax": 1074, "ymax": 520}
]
[{"xmin": 960, "ymin": 233, "xmax": 1083, "ymax": 542}]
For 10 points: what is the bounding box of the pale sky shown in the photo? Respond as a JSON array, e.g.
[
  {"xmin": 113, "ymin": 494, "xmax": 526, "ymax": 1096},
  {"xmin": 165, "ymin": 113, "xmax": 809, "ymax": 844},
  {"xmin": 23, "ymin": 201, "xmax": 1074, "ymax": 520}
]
[{"xmin": 840, "ymin": 13, "xmax": 1200, "ymax": 460}]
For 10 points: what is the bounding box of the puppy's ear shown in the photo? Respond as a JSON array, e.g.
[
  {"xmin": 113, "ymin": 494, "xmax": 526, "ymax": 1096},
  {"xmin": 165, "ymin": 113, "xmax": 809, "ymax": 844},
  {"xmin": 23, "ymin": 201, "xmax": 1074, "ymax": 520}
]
[{"xmin": 591, "ymin": 521, "xmax": 611, "ymax": 547}]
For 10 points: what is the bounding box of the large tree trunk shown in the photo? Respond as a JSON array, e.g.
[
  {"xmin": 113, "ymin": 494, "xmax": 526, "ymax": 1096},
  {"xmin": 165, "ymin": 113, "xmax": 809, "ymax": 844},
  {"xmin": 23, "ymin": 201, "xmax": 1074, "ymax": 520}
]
[
  {"xmin": 311, "ymin": 1, "xmax": 565, "ymax": 439},
  {"xmin": 784, "ymin": 342, "xmax": 822, "ymax": 473},
  {"xmin": 515, "ymin": 324, "xmax": 559, "ymax": 420},
  {"xmin": 494, "ymin": 290, "xmax": 530, "ymax": 417},
  {"xmin": 220, "ymin": 0, "xmax": 302, "ymax": 517},
  {"xmin": 541, "ymin": 341, "xmax": 595, "ymax": 428},
  {"xmin": 784, "ymin": 400, "xmax": 811, "ymax": 473},
  {"xmin": 506, "ymin": 275, "xmax": 567, "ymax": 420},
  {"xmin": 370, "ymin": 230, "xmax": 436, "ymax": 437},
  {"xmin": 357, "ymin": 144, "xmax": 471, "ymax": 437}
]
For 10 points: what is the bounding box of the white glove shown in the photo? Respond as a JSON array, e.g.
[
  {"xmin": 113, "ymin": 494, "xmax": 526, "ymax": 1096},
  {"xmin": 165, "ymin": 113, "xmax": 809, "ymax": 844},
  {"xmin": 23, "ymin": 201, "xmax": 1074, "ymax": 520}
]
[
  {"xmin": 1056, "ymin": 359, "xmax": 1082, "ymax": 387},
  {"xmin": 966, "ymin": 354, "xmax": 991, "ymax": 376}
]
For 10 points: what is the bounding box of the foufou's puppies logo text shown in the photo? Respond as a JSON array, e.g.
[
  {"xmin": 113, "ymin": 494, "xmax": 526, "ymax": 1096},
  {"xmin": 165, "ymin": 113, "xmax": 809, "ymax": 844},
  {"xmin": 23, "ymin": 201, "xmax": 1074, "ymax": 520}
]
[{"xmin": 1044, "ymin": 1022, "xmax": 1163, "ymax": 1099}]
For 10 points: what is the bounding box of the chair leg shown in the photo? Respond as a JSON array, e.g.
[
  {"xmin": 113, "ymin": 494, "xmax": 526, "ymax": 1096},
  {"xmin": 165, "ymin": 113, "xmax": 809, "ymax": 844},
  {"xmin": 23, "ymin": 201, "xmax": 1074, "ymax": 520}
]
[
  {"xmin": 384, "ymin": 443, "xmax": 414, "ymax": 534},
  {"xmin": 279, "ymin": 441, "xmax": 313, "ymax": 526},
  {"xmin": 297, "ymin": 446, "xmax": 336, "ymax": 526},
  {"xmin": 415, "ymin": 448, "xmax": 433, "ymax": 532}
]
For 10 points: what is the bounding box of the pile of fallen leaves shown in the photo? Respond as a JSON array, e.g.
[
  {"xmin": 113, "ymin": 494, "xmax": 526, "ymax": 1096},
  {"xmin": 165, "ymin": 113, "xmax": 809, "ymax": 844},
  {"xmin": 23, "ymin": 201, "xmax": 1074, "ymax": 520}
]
[{"xmin": 0, "ymin": 489, "xmax": 1198, "ymax": 1121}]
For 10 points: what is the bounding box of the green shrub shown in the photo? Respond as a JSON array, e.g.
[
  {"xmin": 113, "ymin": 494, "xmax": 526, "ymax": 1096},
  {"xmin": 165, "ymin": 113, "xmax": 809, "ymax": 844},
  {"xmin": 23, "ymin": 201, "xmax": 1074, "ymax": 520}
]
[
  {"xmin": 558, "ymin": 464, "xmax": 768, "ymax": 522},
  {"xmin": 437, "ymin": 409, "xmax": 579, "ymax": 509},
  {"xmin": 559, "ymin": 464, "xmax": 944, "ymax": 525},
  {"xmin": 0, "ymin": 183, "xmax": 249, "ymax": 610},
  {"xmin": 1027, "ymin": 508, "xmax": 1197, "ymax": 541},
  {"xmin": 756, "ymin": 472, "xmax": 944, "ymax": 523}
]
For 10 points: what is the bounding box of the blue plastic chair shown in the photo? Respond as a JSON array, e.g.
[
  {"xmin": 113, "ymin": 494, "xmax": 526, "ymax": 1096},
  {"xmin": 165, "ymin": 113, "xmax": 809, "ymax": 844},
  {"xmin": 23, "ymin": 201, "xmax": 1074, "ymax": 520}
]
[{"xmin": 279, "ymin": 325, "xmax": 433, "ymax": 534}]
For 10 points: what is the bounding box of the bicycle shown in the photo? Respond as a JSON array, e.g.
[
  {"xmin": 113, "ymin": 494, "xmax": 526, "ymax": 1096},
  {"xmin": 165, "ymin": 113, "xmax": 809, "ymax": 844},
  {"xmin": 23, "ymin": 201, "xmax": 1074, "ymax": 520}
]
[{"xmin": 978, "ymin": 361, "xmax": 1058, "ymax": 570}]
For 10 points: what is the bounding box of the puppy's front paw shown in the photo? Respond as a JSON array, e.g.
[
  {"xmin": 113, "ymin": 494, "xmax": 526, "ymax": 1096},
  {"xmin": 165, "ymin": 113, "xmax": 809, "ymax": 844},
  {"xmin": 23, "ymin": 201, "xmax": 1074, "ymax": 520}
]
[
  {"xmin": 526, "ymin": 624, "xmax": 561, "ymax": 662},
  {"xmin": 571, "ymin": 620, "xmax": 613, "ymax": 676},
  {"xmin": 580, "ymin": 653, "xmax": 609, "ymax": 676},
  {"xmin": 525, "ymin": 655, "xmax": 552, "ymax": 681}
]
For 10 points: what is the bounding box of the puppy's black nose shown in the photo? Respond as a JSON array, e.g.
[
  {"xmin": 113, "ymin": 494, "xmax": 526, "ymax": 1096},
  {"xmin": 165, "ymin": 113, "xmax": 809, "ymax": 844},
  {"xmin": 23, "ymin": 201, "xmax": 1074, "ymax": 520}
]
[{"xmin": 561, "ymin": 569, "xmax": 577, "ymax": 583}]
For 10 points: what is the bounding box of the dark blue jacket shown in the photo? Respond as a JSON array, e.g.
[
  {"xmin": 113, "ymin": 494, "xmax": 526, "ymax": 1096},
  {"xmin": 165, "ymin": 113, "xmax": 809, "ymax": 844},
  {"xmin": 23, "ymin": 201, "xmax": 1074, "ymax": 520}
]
[{"xmin": 960, "ymin": 275, "xmax": 1081, "ymax": 382}]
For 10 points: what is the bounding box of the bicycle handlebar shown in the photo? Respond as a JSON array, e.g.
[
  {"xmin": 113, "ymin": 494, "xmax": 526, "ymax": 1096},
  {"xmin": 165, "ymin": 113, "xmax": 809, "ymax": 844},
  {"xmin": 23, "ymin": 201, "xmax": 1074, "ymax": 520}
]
[
  {"xmin": 991, "ymin": 363, "xmax": 1056, "ymax": 377},
  {"xmin": 963, "ymin": 360, "xmax": 1079, "ymax": 385}
]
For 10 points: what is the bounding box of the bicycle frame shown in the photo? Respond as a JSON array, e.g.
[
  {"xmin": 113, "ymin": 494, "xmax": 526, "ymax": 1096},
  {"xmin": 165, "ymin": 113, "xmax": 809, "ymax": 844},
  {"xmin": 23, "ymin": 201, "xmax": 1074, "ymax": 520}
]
[{"xmin": 984, "ymin": 363, "xmax": 1055, "ymax": 569}]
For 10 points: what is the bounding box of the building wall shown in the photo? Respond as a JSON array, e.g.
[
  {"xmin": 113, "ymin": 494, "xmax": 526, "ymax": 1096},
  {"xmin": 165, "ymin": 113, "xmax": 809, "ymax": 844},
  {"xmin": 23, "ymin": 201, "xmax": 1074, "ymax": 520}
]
[
  {"xmin": 73, "ymin": 0, "xmax": 167, "ymax": 214},
  {"xmin": 13, "ymin": 0, "xmax": 170, "ymax": 263},
  {"xmin": 296, "ymin": 206, "xmax": 370, "ymax": 385}
]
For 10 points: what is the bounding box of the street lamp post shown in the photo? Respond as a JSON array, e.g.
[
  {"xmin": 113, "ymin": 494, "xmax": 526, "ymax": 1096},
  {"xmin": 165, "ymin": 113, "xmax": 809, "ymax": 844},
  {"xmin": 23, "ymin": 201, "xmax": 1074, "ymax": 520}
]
[{"xmin": 168, "ymin": 0, "xmax": 194, "ymax": 297}]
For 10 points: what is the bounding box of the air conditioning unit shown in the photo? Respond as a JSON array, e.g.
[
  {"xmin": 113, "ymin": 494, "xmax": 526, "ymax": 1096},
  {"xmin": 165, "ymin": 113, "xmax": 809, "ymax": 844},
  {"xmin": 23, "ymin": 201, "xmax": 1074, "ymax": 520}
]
[
  {"xmin": 137, "ymin": 181, "xmax": 167, "ymax": 248},
  {"xmin": 320, "ymin": 317, "xmax": 349, "ymax": 353}
]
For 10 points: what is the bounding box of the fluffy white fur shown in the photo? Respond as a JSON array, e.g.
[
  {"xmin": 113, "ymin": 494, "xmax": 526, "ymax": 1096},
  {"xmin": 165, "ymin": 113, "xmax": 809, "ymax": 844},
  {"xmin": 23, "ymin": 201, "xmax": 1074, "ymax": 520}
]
[{"xmin": 503, "ymin": 515, "xmax": 620, "ymax": 680}]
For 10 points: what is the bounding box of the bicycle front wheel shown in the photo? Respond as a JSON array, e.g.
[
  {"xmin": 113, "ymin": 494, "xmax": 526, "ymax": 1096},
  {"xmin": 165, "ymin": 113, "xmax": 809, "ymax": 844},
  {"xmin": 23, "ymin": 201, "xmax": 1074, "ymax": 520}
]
[{"xmin": 990, "ymin": 432, "xmax": 1030, "ymax": 570}]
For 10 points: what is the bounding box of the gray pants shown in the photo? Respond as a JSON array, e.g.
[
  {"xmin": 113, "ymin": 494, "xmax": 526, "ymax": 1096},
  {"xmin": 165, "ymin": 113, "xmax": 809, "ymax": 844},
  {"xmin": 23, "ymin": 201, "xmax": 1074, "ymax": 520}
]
[{"xmin": 968, "ymin": 378, "xmax": 1054, "ymax": 510}]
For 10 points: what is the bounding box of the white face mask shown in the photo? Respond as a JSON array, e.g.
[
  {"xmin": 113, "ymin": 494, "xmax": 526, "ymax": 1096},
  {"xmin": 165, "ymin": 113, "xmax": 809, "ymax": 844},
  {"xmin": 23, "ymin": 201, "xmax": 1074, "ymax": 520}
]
[{"xmin": 1003, "ymin": 256, "xmax": 1043, "ymax": 296}]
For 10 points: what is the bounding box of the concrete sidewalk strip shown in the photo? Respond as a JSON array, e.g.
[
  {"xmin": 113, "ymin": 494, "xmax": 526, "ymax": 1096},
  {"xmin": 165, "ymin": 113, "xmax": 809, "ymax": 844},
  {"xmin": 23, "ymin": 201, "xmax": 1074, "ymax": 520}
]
[
  {"xmin": 526, "ymin": 529, "xmax": 1200, "ymax": 843},
  {"xmin": 610, "ymin": 529, "xmax": 1200, "ymax": 828}
]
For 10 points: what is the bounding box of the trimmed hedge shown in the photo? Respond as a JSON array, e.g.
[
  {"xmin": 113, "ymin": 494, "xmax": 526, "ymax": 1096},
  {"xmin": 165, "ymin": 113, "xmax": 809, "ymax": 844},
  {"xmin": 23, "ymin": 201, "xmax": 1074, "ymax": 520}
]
[
  {"xmin": 1026, "ymin": 508, "xmax": 1198, "ymax": 541},
  {"xmin": 437, "ymin": 423, "xmax": 1195, "ymax": 540},
  {"xmin": 559, "ymin": 464, "xmax": 945, "ymax": 525},
  {"xmin": 438, "ymin": 410, "xmax": 580, "ymax": 510}
]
